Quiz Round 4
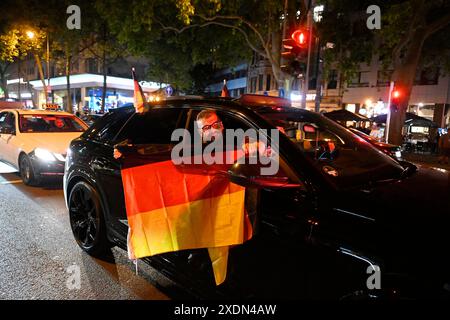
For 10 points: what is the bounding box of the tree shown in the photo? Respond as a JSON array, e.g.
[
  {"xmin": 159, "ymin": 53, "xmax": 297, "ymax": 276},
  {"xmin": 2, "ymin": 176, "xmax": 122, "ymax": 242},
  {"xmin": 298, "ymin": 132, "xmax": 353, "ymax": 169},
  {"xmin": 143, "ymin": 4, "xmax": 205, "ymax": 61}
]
[
  {"xmin": 379, "ymin": 0, "xmax": 450, "ymax": 144},
  {"xmin": 0, "ymin": 31, "xmax": 18, "ymax": 99},
  {"xmin": 33, "ymin": 0, "xmax": 94, "ymax": 113},
  {"xmin": 0, "ymin": 28, "xmax": 46, "ymax": 102},
  {"xmin": 0, "ymin": 0, "xmax": 110, "ymax": 112},
  {"xmin": 83, "ymin": 23, "xmax": 126, "ymax": 113},
  {"xmin": 317, "ymin": 0, "xmax": 450, "ymax": 145},
  {"xmin": 95, "ymin": 0, "xmax": 307, "ymax": 94}
]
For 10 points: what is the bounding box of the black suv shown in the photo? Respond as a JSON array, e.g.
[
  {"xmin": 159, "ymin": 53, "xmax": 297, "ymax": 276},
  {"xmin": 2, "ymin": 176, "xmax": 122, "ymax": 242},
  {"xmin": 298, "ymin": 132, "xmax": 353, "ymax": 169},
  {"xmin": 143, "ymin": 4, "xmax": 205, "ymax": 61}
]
[{"xmin": 64, "ymin": 97, "xmax": 450, "ymax": 299}]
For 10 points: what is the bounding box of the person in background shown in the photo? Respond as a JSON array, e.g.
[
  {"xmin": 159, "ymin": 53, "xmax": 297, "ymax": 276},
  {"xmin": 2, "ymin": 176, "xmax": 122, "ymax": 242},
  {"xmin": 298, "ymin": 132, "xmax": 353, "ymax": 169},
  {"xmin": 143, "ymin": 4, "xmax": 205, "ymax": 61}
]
[
  {"xmin": 370, "ymin": 123, "xmax": 382, "ymax": 142},
  {"xmin": 438, "ymin": 128, "xmax": 450, "ymax": 164}
]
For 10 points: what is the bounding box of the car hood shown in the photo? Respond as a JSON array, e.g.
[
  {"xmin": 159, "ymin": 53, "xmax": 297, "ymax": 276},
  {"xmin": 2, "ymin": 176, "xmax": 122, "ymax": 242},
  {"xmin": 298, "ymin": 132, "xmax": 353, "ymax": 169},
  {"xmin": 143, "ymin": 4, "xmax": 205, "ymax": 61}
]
[
  {"xmin": 333, "ymin": 165, "xmax": 450, "ymax": 282},
  {"xmin": 22, "ymin": 132, "xmax": 82, "ymax": 154},
  {"xmin": 373, "ymin": 141, "xmax": 399, "ymax": 150}
]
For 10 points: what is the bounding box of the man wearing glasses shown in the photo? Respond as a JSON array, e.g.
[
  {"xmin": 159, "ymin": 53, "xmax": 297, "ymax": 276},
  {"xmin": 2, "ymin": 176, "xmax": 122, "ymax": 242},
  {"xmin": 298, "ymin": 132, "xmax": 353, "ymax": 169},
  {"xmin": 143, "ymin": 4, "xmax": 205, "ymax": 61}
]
[
  {"xmin": 196, "ymin": 109, "xmax": 224, "ymax": 144},
  {"xmin": 190, "ymin": 109, "xmax": 260, "ymax": 275},
  {"xmin": 196, "ymin": 109, "xmax": 266, "ymax": 157}
]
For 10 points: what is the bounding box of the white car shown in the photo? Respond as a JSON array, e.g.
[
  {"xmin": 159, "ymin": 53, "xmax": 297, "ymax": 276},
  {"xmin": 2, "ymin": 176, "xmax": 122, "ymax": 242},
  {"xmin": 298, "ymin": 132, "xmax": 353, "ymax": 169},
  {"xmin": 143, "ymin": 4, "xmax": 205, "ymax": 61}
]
[{"xmin": 0, "ymin": 109, "xmax": 88, "ymax": 185}]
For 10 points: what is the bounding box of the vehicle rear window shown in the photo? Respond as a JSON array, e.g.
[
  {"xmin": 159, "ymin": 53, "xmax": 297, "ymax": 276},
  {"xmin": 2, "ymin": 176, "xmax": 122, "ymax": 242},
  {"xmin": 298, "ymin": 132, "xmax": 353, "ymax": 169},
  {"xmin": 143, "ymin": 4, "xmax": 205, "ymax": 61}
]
[
  {"xmin": 116, "ymin": 108, "xmax": 186, "ymax": 145},
  {"xmin": 19, "ymin": 115, "xmax": 87, "ymax": 133},
  {"xmin": 83, "ymin": 106, "xmax": 135, "ymax": 143}
]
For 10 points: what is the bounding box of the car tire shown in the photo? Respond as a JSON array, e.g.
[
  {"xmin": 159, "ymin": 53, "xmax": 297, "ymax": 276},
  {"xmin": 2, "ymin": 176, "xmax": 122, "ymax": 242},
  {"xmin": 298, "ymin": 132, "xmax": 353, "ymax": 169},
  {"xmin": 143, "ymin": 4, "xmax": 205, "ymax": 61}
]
[
  {"xmin": 68, "ymin": 181, "xmax": 111, "ymax": 258},
  {"xmin": 19, "ymin": 154, "xmax": 40, "ymax": 186}
]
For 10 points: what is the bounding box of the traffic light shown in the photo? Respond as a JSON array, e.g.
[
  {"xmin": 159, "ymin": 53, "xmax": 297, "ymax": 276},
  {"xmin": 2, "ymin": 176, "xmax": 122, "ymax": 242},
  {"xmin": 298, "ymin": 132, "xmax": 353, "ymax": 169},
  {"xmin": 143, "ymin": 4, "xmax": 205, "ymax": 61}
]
[
  {"xmin": 390, "ymin": 89, "xmax": 401, "ymax": 112},
  {"xmin": 281, "ymin": 28, "xmax": 309, "ymax": 77},
  {"xmin": 291, "ymin": 29, "xmax": 308, "ymax": 48}
]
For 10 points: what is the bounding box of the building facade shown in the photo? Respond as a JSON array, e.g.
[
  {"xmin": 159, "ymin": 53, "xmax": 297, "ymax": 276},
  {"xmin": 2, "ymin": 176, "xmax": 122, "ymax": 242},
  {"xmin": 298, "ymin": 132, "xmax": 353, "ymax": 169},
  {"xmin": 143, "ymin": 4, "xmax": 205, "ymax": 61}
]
[
  {"xmin": 206, "ymin": 55, "xmax": 450, "ymax": 128},
  {"xmin": 205, "ymin": 63, "xmax": 248, "ymax": 97},
  {"xmin": 4, "ymin": 54, "xmax": 162, "ymax": 113}
]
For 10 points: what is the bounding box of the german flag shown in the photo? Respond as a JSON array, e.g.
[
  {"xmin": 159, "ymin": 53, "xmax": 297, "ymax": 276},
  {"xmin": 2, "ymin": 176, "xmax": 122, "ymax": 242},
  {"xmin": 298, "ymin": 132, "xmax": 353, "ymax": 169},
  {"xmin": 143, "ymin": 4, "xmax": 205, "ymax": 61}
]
[
  {"xmin": 221, "ymin": 79, "xmax": 229, "ymax": 97},
  {"xmin": 121, "ymin": 157, "xmax": 252, "ymax": 285},
  {"xmin": 131, "ymin": 67, "xmax": 147, "ymax": 113}
]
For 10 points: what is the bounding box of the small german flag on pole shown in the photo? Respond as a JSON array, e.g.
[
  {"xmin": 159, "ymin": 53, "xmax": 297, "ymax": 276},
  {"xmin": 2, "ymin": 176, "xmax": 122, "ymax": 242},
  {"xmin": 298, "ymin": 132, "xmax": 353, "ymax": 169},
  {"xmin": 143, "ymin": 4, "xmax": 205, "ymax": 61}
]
[
  {"xmin": 131, "ymin": 67, "xmax": 147, "ymax": 113},
  {"xmin": 221, "ymin": 79, "xmax": 229, "ymax": 97}
]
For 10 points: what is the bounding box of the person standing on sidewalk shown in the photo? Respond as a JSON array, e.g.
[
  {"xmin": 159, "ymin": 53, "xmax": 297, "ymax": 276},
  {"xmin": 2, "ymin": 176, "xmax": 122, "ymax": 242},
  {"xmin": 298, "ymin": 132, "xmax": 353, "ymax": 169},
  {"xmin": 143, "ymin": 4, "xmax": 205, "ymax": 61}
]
[{"xmin": 438, "ymin": 128, "xmax": 450, "ymax": 164}]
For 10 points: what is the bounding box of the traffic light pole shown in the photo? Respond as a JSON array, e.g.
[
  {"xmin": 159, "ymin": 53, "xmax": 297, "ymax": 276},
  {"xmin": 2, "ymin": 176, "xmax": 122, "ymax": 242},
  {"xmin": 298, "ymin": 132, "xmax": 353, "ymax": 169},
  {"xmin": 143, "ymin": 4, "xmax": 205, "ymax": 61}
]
[
  {"xmin": 301, "ymin": 3, "xmax": 314, "ymax": 109},
  {"xmin": 314, "ymin": 38, "xmax": 322, "ymax": 113},
  {"xmin": 46, "ymin": 33, "xmax": 53, "ymax": 105},
  {"xmin": 385, "ymin": 81, "xmax": 395, "ymax": 143},
  {"xmin": 279, "ymin": 0, "xmax": 289, "ymax": 98}
]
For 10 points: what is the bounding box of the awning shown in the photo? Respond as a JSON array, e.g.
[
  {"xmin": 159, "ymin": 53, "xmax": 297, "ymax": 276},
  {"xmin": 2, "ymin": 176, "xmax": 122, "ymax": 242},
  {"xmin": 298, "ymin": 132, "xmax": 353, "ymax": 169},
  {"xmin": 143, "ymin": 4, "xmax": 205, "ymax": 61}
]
[
  {"xmin": 371, "ymin": 112, "xmax": 438, "ymax": 127},
  {"xmin": 324, "ymin": 109, "xmax": 370, "ymax": 122}
]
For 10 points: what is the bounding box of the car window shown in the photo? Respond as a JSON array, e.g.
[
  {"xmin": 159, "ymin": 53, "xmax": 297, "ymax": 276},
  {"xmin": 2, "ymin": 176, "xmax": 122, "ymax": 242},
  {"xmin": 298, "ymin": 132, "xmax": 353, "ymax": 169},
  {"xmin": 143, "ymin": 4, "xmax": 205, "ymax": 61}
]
[
  {"xmin": 256, "ymin": 108, "xmax": 404, "ymax": 189},
  {"xmin": 0, "ymin": 112, "xmax": 14, "ymax": 129},
  {"xmin": 18, "ymin": 114, "xmax": 85, "ymax": 133},
  {"xmin": 116, "ymin": 107, "xmax": 187, "ymax": 145},
  {"xmin": 184, "ymin": 107, "xmax": 254, "ymax": 151},
  {"xmin": 85, "ymin": 107, "xmax": 134, "ymax": 143},
  {"xmin": 0, "ymin": 112, "xmax": 6, "ymax": 125}
]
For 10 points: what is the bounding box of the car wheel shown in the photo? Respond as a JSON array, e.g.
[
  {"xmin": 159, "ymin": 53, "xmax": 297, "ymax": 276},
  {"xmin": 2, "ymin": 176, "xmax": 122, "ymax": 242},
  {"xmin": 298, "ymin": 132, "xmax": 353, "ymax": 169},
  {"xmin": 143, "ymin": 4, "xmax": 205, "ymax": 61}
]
[
  {"xmin": 19, "ymin": 154, "xmax": 40, "ymax": 186},
  {"xmin": 68, "ymin": 181, "xmax": 111, "ymax": 257}
]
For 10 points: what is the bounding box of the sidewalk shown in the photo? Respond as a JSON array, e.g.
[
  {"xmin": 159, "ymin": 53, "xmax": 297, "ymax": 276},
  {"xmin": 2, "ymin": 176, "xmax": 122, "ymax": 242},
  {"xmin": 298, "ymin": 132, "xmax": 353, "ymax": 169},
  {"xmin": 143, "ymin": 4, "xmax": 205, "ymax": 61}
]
[{"xmin": 403, "ymin": 152, "xmax": 450, "ymax": 171}]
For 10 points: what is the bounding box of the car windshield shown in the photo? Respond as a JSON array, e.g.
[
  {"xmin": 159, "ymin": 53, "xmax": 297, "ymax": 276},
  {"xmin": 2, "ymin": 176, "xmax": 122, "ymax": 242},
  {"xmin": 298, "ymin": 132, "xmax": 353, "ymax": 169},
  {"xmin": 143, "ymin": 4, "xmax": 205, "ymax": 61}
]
[
  {"xmin": 255, "ymin": 107, "xmax": 404, "ymax": 189},
  {"xmin": 19, "ymin": 114, "xmax": 87, "ymax": 133},
  {"xmin": 350, "ymin": 128, "xmax": 378, "ymax": 142}
]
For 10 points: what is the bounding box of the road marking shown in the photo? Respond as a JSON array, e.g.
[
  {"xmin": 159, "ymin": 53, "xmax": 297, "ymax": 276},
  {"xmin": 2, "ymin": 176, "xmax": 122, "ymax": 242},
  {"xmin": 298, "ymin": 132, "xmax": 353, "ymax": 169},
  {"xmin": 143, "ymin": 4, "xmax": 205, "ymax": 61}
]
[
  {"xmin": 0, "ymin": 161, "xmax": 18, "ymax": 173},
  {"xmin": 0, "ymin": 180, "xmax": 22, "ymax": 185}
]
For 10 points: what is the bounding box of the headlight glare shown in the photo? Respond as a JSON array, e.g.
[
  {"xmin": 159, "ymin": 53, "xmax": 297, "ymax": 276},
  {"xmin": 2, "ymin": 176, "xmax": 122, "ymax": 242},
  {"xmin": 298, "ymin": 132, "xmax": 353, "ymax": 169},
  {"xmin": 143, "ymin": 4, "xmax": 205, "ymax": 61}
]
[
  {"xmin": 35, "ymin": 148, "xmax": 56, "ymax": 161},
  {"xmin": 54, "ymin": 153, "xmax": 66, "ymax": 162}
]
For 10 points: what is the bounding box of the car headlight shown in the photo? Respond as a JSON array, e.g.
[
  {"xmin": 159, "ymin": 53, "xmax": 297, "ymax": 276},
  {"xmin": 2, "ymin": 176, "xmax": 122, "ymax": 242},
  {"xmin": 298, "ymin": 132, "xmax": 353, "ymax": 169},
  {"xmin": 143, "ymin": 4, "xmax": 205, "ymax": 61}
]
[
  {"xmin": 395, "ymin": 151, "xmax": 402, "ymax": 158},
  {"xmin": 34, "ymin": 148, "xmax": 56, "ymax": 161},
  {"xmin": 54, "ymin": 153, "xmax": 66, "ymax": 162}
]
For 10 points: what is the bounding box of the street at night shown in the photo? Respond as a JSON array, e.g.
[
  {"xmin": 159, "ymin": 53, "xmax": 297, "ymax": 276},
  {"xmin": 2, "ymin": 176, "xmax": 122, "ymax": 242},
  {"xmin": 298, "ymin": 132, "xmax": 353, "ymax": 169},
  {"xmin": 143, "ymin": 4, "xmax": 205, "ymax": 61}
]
[
  {"xmin": 0, "ymin": 161, "xmax": 173, "ymax": 300},
  {"xmin": 1, "ymin": 0, "xmax": 450, "ymax": 313}
]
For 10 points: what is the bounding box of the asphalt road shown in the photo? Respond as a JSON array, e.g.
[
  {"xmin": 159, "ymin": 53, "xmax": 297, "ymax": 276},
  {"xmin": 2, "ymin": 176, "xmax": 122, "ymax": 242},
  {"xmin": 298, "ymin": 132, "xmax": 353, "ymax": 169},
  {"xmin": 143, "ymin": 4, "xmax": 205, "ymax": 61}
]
[{"xmin": 0, "ymin": 161, "xmax": 176, "ymax": 300}]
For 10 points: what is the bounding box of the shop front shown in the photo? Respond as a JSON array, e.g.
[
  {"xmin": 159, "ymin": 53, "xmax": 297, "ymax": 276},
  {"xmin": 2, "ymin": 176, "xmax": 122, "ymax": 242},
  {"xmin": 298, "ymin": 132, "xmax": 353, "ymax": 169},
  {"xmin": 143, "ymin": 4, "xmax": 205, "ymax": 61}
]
[{"xmin": 27, "ymin": 73, "xmax": 163, "ymax": 113}]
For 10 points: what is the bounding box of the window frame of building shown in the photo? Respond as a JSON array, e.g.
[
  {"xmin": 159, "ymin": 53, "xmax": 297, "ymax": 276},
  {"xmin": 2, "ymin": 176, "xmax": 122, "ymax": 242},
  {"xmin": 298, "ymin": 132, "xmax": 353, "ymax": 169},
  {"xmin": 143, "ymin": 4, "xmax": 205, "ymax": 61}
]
[
  {"xmin": 414, "ymin": 67, "xmax": 439, "ymax": 85},
  {"xmin": 258, "ymin": 74, "xmax": 264, "ymax": 91},
  {"xmin": 377, "ymin": 70, "xmax": 393, "ymax": 87},
  {"xmin": 327, "ymin": 69, "xmax": 338, "ymax": 89},
  {"xmin": 250, "ymin": 76, "xmax": 257, "ymax": 93},
  {"xmin": 266, "ymin": 74, "xmax": 271, "ymax": 91},
  {"xmin": 348, "ymin": 71, "xmax": 370, "ymax": 88}
]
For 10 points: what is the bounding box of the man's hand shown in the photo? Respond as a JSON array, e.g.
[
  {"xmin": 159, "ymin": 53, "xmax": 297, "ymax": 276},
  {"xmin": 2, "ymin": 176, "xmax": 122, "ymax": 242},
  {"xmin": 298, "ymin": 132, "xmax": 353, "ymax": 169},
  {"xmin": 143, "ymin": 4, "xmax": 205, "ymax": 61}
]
[{"xmin": 242, "ymin": 140, "xmax": 267, "ymax": 157}]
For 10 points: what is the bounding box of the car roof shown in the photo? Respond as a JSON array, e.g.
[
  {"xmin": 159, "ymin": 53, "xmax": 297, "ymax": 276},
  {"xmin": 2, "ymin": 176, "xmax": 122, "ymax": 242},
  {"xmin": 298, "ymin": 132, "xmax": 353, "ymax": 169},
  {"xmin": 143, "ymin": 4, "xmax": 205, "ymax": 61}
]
[
  {"xmin": 109, "ymin": 96, "xmax": 316, "ymax": 121},
  {"xmin": 8, "ymin": 109, "xmax": 74, "ymax": 116},
  {"xmin": 149, "ymin": 96, "xmax": 310, "ymax": 114}
]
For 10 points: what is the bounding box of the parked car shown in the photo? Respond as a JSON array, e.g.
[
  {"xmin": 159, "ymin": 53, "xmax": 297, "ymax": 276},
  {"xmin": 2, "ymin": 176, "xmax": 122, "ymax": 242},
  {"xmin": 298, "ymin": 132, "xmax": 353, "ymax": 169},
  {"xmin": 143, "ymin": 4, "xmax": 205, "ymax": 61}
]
[
  {"xmin": 349, "ymin": 127, "xmax": 403, "ymax": 161},
  {"xmin": 0, "ymin": 109, "xmax": 88, "ymax": 185},
  {"xmin": 81, "ymin": 114, "xmax": 103, "ymax": 127},
  {"xmin": 64, "ymin": 98, "xmax": 450, "ymax": 299}
]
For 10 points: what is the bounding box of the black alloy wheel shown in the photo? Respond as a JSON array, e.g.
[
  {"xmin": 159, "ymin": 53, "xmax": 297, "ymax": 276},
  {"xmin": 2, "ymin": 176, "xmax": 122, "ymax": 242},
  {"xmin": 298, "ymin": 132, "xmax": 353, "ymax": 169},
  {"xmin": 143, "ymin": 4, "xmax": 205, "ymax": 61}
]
[
  {"xmin": 19, "ymin": 154, "xmax": 40, "ymax": 186},
  {"xmin": 68, "ymin": 181, "xmax": 110, "ymax": 257}
]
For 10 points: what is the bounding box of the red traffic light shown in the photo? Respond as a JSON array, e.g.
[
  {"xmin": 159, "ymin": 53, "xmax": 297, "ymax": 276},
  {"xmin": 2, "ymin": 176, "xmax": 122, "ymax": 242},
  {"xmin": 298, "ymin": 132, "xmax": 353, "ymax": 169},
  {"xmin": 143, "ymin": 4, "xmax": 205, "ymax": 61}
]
[
  {"xmin": 392, "ymin": 90, "xmax": 400, "ymax": 99},
  {"xmin": 291, "ymin": 29, "xmax": 308, "ymax": 47}
]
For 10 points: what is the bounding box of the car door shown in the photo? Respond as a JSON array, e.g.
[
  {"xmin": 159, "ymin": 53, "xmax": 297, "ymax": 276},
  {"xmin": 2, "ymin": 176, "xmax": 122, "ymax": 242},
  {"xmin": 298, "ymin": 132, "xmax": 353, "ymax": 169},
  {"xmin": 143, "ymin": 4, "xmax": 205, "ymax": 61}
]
[
  {"xmin": 0, "ymin": 111, "xmax": 8, "ymax": 160},
  {"xmin": 134, "ymin": 106, "xmax": 319, "ymax": 297},
  {"xmin": 0, "ymin": 112, "xmax": 18, "ymax": 166},
  {"xmin": 95, "ymin": 107, "xmax": 188, "ymax": 238}
]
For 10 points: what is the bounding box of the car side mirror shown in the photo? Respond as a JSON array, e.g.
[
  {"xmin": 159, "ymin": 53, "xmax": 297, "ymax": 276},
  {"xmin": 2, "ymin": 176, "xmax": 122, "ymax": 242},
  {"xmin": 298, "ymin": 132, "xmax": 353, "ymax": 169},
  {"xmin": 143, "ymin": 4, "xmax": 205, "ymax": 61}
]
[
  {"xmin": 398, "ymin": 160, "xmax": 417, "ymax": 177},
  {"xmin": 227, "ymin": 162, "xmax": 302, "ymax": 189}
]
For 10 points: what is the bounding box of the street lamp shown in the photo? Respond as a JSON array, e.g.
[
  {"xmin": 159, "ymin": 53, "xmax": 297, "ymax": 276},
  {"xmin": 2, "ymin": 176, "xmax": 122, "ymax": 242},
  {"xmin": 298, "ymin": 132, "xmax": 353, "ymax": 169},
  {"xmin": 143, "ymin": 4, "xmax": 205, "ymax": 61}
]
[
  {"xmin": 26, "ymin": 30, "xmax": 35, "ymax": 39},
  {"xmin": 25, "ymin": 28, "xmax": 50, "ymax": 108}
]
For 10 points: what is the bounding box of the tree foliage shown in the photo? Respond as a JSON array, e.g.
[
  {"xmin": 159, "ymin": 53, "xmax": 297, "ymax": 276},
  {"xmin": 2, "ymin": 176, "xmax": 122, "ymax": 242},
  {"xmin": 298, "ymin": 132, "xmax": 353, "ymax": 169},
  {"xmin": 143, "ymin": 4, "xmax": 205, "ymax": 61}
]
[
  {"xmin": 95, "ymin": 0, "xmax": 307, "ymax": 91},
  {"xmin": 317, "ymin": 0, "xmax": 450, "ymax": 144}
]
